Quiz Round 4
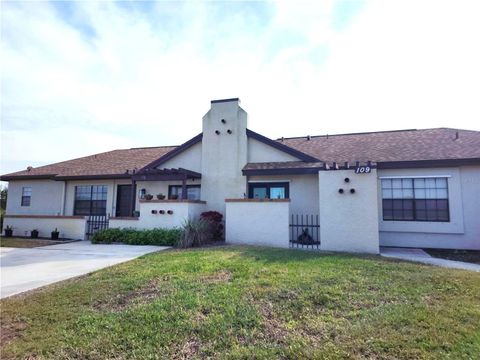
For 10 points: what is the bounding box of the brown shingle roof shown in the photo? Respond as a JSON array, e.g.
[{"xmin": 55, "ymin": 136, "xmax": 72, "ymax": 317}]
[
  {"xmin": 1, "ymin": 146, "xmax": 176, "ymax": 180},
  {"xmin": 278, "ymin": 128, "xmax": 480, "ymax": 164},
  {"xmin": 2, "ymin": 127, "xmax": 479, "ymax": 181}
]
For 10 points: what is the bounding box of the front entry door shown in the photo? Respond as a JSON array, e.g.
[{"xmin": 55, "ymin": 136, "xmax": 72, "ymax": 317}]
[{"xmin": 116, "ymin": 185, "xmax": 132, "ymax": 217}]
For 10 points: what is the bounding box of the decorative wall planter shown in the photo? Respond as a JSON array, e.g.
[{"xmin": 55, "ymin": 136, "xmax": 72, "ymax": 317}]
[
  {"xmin": 31, "ymin": 229, "xmax": 39, "ymax": 238},
  {"xmin": 51, "ymin": 229, "xmax": 60, "ymax": 240},
  {"xmin": 4, "ymin": 227, "xmax": 13, "ymax": 237}
]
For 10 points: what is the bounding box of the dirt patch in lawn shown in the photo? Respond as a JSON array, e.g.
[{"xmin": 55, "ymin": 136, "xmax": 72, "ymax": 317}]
[
  {"xmin": 0, "ymin": 237, "xmax": 70, "ymax": 248},
  {"xmin": 198, "ymin": 270, "xmax": 232, "ymax": 284},
  {"xmin": 93, "ymin": 278, "xmax": 171, "ymax": 311},
  {"xmin": 256, "ymin": 301, "xmax": 289, "ymax": 344},
  {"xmin": 0, "ymin": 318, "xmax": 28, "ymax": 345}
]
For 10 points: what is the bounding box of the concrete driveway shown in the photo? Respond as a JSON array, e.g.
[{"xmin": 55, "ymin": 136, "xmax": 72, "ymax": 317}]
[{"xmin": 0, "ymin": 241, "xmax": 169, "ymax": 299}]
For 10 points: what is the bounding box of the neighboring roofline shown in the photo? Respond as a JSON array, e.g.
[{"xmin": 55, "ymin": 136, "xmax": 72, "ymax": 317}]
[
  {"xmin": 276, "ymin": 127, "xmax": 478, "ymax": 141},
  {"xmin": 138, "ymin": 133, "xmax": 203, "ymax": 172},
  {"xmin": 243, "ymin": 167, "xmax": 323, "ymax": 176},
  {"xmin": 246, "ymin": 129, "xmax": 320, "ymax": 162},
  {"xmin": 211, "ymin": 98, "xmax": 239, "ymax": 104},
  {"xmin": 377, "ymin": 158, "xmax": 480, "ymax": 169}
]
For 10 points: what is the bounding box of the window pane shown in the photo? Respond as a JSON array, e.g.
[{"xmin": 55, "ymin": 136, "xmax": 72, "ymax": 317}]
[
  {"xmin": 436, "ymin": 178, "xmax": 447, "ymax": 188},
  {"xmin": 414, "ymin": 188, "xmax": 426, "ymax": 198},
  {"xmin": 187, "ymin": 187, "xmax": 200, "ymax": 200},
  {"xmin": 392, "ymin": 189, "xmax": 403, "ymax": 198},
  {"xmin": 414, "ymin": 178, "xmax": 425, "ymax": 188},
  {"xmin": 381, "ymin": 179, "xmax": 392, "ymax": 189},
  {"xmin": 402, "ymin": 179, "xmax": 413, "ymax": 188},
  {"xmin": 382, "ymin": 189, "xmax": 393, "ymax": 199},
  {"xmin": 402, "ymin": 188, "xmax": 414, "ymax": 198},
  {"xmin": 425, "ymin": 178, "xmax": 436, "ymax": 188},
  {"xmin": 425, "ymin": 188, "xmax": 437, "ymax": 199},
  {"xmin": 253, "ymin": 187, "xmax": 267, "ymax": 199},
  {"xmin": 437, "ymin": 189, "xmax": 448, "ymax": 199},
  {"xmin": 270, "ymin": 187, "xmax": 286, "ymax": 199},
  {"xmin": 392, "ymin": 179, "xmax": 402, "ymax": 189}
]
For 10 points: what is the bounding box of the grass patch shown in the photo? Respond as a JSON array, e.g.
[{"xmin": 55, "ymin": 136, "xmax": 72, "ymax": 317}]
[
  {"xmin": 1, "ymin": 246, "xmax": 479, "ymax": 359},
  {"xmin": 0, "ymin": 237, "xmax": 65, "ymax": 248},
  {"xmin": 425, "ymin": 248, "xmax": 480, "ymax": 265}
]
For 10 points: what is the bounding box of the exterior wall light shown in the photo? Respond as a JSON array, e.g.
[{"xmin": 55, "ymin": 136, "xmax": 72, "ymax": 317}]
[
  {"xmin": 344, "ymin": 177, "xmax": 350, "ymax": 183},
  {"xmin": 338, "ymin": 188, "xmax": 344, "ymax": 194},
  {"xmin": 227, "ymin": 129, "xmax": 232, "ymax": 134},
  {"xmin": 221, "ymin": 119, "xmax": 226, "ymax": 123},
  {"xmin": 215, "ymin": 130, "xmax": 220, "ymax": 135},
  {"xmin": 350, "ymin": 189, "xmax": 356, "ymax": 194}
]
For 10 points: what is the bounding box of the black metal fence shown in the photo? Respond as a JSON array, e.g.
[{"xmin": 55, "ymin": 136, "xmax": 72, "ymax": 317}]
[
  {"xmin": 86, "ymin": 215, "xmax": 109, "ymax": 240},
  {"xmin": 289, "ymin": 214, "xmax": 320, "ymax": 249}
]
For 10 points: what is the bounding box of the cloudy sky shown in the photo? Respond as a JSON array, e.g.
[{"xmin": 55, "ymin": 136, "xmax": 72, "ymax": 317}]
[{"xmin": 1, "ymin": 0, "xmax": 480, "ymax": 176}]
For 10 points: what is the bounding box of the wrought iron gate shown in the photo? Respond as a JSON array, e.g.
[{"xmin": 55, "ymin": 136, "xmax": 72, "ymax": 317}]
[
  {"xmin": 289, "ymin": 214, "xmax": 320, "ymax": 249},
  {"xmin": 86, "ymin": 215, "xmax": 109, "ymax": 240}
]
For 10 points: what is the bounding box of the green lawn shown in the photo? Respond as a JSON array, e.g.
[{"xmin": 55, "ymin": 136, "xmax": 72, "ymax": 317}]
[{"xmin": 1, "ymin": 246, "xmax": 479, "ymax": 359}]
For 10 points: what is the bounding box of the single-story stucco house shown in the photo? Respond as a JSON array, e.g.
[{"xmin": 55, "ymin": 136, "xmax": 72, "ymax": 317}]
[{"xmin": 2, "ymin": 98, "xmax": 479, "ymax": 253}]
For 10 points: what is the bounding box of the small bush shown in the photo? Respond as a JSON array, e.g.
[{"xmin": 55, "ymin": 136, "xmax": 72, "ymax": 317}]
[
  {"xmin": 177, "ymin": 219, "xmax": 210, "ymax": 248},
  {"xmin": 200, "ymin": 211, "xmax": 224, "ymax": 241},
  {"xmin": 92, "ymin": 228, "xmax": 181, "ymax": 246}
]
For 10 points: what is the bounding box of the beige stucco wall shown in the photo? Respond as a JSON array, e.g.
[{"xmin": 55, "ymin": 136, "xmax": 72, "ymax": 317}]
[
  {"xmin": 319, "ymin": 169, "xmax": 380, "ymax": 254},
  {"xmin": 247, "ymin": 138, "xmax": 299, "ymax": 162},
  {"xmin": 226, "ymin": 200, "xmax": 290, "ymax": 248},
  {"xmin": 4, "ymin": 216, "xmax": 86, "ymax": 240},
  {"xmin": 201, "ymin": 100, "xmax": 248, "ymax": 214},
  {"xmin": 378, "ymin": 166, "xmax": 480, "ymax": 250},
  {"xmin": 158, "ymin": 141, "xmax": 202, "ymax": 173},
  {"xmin": 6, "ymin": 180, "xmax": 64, "ymax": 215},
  {"xmin": 248, "ymin": 174, "xmax": 319, "ymax": 216},
  {"xmin": 110, "ymin": 201, "xmax": 206, "ymax": 230}
]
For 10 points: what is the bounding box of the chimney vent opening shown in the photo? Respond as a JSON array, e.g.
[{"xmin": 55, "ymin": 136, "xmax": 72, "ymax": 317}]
[
  {"xmin": 221, "ymin": 119, "xmax": 226, "ymax": 124},
  {"xmin": 227, "ymin": 129, "xmax": 232, "ymax": 134},
  {"xmin": 215, "ymin": 130, "xmax": 220, "ymax": 135}
]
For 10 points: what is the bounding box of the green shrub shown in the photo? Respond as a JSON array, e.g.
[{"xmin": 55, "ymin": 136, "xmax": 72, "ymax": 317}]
[{"xmin": 91, "ymin": 228, "xmax": 181, "ymax": 246}]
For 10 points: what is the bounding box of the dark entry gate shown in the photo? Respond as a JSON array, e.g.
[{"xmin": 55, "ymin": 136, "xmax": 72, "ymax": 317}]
[
  {"xmin": 86, "ymin": 215, "xmax": 109, "ymax": 240},
  {"xmin": 289, "ymin": 214, "xmax": 320, "ymax": 249}
]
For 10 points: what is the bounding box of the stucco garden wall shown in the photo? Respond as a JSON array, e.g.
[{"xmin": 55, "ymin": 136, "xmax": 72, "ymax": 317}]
[
  {"xmin": 378, "ymin": 165, "xmax": 480, "ymax": 250},
  {"xmin": 4, "ymin": 215, "xmax": 86, "ymax": 240},
  {"xmin": 110, "ymin": 200, "xmax": 206, "ymax": 230},
  {"xmin": 225, "ymin": 199, "xmax": 290, "ymax": 248},
  {"xmin": 319, "ymin": 169, "xmax": 380, "ymax": 254}
]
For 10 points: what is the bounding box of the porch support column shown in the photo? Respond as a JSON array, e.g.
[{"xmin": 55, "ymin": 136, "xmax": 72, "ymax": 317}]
[
  {"xmin": 181, "ymin": 176, "xmax": 187, "ymax": 200},
  {"xmin": 129, "ymin": 179, "xmax": 136, "ymax": 216}
]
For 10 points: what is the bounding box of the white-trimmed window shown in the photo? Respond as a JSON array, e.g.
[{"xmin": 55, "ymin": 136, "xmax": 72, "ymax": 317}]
[
  {"xmin": 381, "ymin": 177, "xmax": 449, "ymax": 222},
  {"xmin": 21, "ymin": 187, "xmax": 32, "ymax": 206}
]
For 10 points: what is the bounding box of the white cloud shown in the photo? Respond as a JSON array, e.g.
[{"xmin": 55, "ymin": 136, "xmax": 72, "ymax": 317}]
[{"xmin": 1, "ymin": 0, "xmax": 479, "ymax": 177}]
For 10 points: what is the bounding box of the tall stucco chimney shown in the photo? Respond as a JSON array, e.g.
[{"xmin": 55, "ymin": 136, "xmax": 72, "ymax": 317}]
[{"xmin": 201, "ymin": 98, "xmax": 248, "ymax": 214}]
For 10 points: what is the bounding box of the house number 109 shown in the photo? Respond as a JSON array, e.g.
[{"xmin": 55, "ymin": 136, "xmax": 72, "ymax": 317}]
[{"xmin": 355, "ymin": 166, "xmax": 371, "ymax": 174}]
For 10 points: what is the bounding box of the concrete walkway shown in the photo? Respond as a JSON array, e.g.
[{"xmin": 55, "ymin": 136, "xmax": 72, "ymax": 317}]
[
  {"xmin": 0, "ymin": 241, "xmax": 169, "ymax": 299},
  {"xmin": 381, "ymin": 247, "xmax": 480, "ymax": 272}
]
